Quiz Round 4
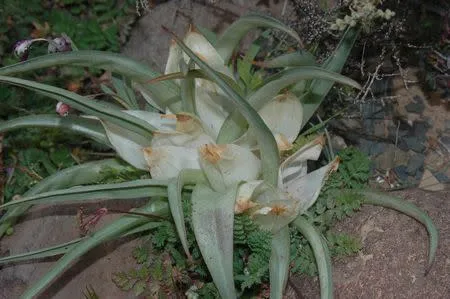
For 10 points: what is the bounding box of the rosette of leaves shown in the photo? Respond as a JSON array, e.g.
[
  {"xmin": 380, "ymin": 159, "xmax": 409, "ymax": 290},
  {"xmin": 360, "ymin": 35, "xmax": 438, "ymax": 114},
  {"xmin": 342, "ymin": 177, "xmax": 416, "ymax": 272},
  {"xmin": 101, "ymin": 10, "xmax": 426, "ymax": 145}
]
[{"xmin": 0, "ymin": 13, "xmax": 437, "ymax": 299}]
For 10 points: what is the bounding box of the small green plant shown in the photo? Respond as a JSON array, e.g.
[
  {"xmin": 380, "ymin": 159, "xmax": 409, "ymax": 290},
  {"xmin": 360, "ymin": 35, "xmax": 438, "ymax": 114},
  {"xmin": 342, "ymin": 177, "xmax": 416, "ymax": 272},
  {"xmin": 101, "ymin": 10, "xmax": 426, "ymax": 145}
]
[
  {"xmin": 0, "ymin": 13, "xmax": 437, "ymax": 299},
  {"xmin": 0, "ymin": 0, "xmax": 139, "ymax": 205}
]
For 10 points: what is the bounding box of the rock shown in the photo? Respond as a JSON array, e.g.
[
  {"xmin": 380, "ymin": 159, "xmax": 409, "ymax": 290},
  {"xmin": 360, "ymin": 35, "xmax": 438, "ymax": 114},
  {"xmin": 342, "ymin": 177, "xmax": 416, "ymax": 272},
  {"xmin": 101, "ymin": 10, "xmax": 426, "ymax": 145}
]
[
  {"xmin": 330, "ymin": 134, "xmax": 347, "ymax": 151},
  {"xmin": 434, "ymin": 172, "xmax": 450, "ymax": 183},
  {"xmin": 445, "ymin": 120, "xmax": 450, "ymax": 132},
  {"xmin": 372, "ymin": 144, "xmax": 408, "ymax": 170},
  {"xmin": 402, "ymin": 136, "xmax": 426, "ymax": 153},
  {"xmin": 439, "ymin": 135, "xmax": 450, "ymax": 152},
  {"xmin": 413, "ymin": 121, "xmax": 429, "ymax": 135},
  {"xmin": 359, "ymin": 140, "xmax": 388, "ymax": 156},
  {"xmin": 0, "ymin": 200, "xmax": 147, "ymax": 298},
  {"xmin": 423, "ymin": 117, "xmax": 434, "ymax": 128},
  {"xmin": 407, "ymin": 153, "xmax": 425, "ymax": 175},
  {"xmin": 405, "ymin": 95, "xmax": 425, "ymax": 114},
  {"xmin": 393, "ymin": 165, "xmax": 409, "ymax": 182},
  {"xmin": 419, "ymin": 169, "xmax": 445, "ymax": 191}
]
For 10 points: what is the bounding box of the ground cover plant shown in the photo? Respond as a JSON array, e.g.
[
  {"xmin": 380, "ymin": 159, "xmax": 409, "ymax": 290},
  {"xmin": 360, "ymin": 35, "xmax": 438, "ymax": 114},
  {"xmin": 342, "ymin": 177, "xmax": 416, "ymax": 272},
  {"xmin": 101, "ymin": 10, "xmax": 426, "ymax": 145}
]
[
  {"xmin": 0, "ymin": 8, "xmax": 438, "ymax": 299},
  {"xmin": 0, "ymin": 0, "xmax": 138, "ymax": 206}
]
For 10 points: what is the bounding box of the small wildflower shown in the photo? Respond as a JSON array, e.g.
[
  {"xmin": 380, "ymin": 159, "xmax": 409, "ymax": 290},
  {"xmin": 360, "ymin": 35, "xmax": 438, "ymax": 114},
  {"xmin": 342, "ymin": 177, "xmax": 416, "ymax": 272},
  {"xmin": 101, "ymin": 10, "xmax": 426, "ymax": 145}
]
[
  {"xmin": 14, "ymin": 40, "xmax": 33, "ymax": 60},
  {"xmin": 48, "ymin": 36, "xmax": 72, "ymax": 53},
  {"xmin": 56, "ymin": 102, "xmax": 71, "ymax": 117}
]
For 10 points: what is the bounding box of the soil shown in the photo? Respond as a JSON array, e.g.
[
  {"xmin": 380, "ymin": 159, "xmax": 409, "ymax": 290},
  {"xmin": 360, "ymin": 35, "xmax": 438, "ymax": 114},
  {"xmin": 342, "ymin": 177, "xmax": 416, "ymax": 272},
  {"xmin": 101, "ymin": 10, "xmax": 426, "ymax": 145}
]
[{"xmin": 291, "ymin": 188, "xmax": 450, "ymax": 299}]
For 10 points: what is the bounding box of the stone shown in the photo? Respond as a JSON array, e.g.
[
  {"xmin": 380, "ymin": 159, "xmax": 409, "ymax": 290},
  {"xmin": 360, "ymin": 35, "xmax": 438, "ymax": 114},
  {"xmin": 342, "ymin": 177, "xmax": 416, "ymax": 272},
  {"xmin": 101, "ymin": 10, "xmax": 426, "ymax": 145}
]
[
  {"xmin": 445, "ymin": 120, "xmax": 450, "ymax": 131},
  {"xmin": 419, "ymin": 169, "xmax": 445, "ymax": 191},
  {"xmin": 413, "ymin": 121, "xmax": 429, "ymax": 136},
  {"xmin": 393, "ymin": 165, "xmax": 409, "ymax": 182},
  {"xmin": 330, "ymin": 134, "xmax": 347, "ymax": 151},
  {"xmin": 405, "ymin": 95, "xmax": 425, "ymax": 114},
  {"xmin": 372, "ymin": 144, "xmax": 408, "ymax": 170},
  {"xmin": 407, "ymin": 153, "xmax": 425, "ymax": 175},
  {"xmin": 434, "ymin": 172, "xmax": 450, "ymax": 183},
  {"xmin": 403, "ymin": 136, "xmax": 426, "ymax": 153},
  {"xmin": 439, "ymin": 135, "xmax": 450, "ymax": 152}
]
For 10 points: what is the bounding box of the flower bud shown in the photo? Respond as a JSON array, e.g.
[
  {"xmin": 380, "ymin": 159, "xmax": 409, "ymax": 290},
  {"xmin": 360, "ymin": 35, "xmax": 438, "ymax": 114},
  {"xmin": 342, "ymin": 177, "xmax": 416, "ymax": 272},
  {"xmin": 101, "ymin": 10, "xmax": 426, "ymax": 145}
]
[
  {"xmin": 13, "ymin": 40, "xmax": 33, "ymax": 60},
  {"xmin": 56, "ymin": 101, "xmax": 71, "ymax": 117}
]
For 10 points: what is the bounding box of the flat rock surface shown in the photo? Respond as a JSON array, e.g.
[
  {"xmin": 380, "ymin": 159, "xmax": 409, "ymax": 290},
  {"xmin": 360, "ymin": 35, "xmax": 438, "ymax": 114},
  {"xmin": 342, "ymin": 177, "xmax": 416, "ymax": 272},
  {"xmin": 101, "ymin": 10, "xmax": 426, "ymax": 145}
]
[{"xmin": 0, "ymin": 201, "xmax": 145, "ymax": 299}]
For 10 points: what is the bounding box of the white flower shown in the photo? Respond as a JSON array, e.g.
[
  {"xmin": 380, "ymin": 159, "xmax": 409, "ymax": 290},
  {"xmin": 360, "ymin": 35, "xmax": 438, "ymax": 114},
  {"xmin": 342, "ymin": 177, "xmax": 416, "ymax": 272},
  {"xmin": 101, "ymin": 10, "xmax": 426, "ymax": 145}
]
[{"xmin": 235, "ymin": 136, "xmax": 340, "ymax": 232}]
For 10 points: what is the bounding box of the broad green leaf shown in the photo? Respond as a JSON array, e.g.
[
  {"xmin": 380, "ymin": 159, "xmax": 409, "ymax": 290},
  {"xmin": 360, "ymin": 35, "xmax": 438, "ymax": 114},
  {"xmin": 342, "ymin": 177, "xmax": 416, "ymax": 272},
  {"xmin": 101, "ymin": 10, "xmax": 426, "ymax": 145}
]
[
  {"xmin": 167, "ymin": 169, "xmax": 207, "ymax": 259},
  {"xmin": 294, "ymin": 216, "xmax": 333, "ymax": 299},
  {"xmin": 237, "ymin": 42, "xmax": 261, "ymax": 89},
  {"xmin": 0, "ymin": 238, "xmax": 84, "ymax": 265},
  {"xmin": 0, "ymin": 159, "xmax": 128, "ymax": 238},
  {"xmin": 191, "ymin": 184, "xmax": 238, "ymax": 299},
  {"xmin": 195, "ymin": 25, "xmax": 218, "ymax": 45},
  {"xmin": 255, "ymin": 51, "xmax": 317, "ymax": 68},
  {"xmin": 216, "ymin": 12, "xmax": 302, "ymax": 63},
  {"xmin": 180, "ymin": 71, "xmax": 196, "ymax": 113},
  {"xmin": 302, "ymin": 27, "xmax": 360, "ymax": 128},
  {"xmin": 112, "ymin": 77, "xmax": 139, "ymax": 109},
  {"xmin": 0, "ymin": 179, "xmax": 169, "ymax": 211},
  {"xmin": 249, "ymin": 66, "xmax": 360, "ymax": 110},
  {"xmin": 19, "ymin": 199, "xmax": 168, "ymax": 299},
  {"xmin": 0, "ymin": 114, "xmax": 111, "ymax": 147},
  {"xmin": 217, "ymin": 66, "xmax": 361, "ymax": 144},
  {"xmin": 269, "ymin": 227, "xmax": 290, "ymax": 299},
  {"xmin": 150, "ymin": 69, "xmax": 244, "ymax": 97},
  {"xmin": 0, "ymin": 51, "xmax": 179, "ymax": 109},
  {"xmin": 0, "ymin": 76, "xmax": 155, "ymax": 140},
  {"xmin": 170, "ymin": 29, "xmax": 280, "ymax": 186},
  {"xmin": 361, "ymin": 190, "xmax": 438, "ymax": 272}
]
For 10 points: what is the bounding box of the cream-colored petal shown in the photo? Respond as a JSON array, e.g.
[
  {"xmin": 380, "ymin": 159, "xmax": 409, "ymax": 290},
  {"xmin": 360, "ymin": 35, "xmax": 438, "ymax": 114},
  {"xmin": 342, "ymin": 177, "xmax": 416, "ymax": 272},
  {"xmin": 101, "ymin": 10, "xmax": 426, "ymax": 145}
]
[
  {"xmin": 143, "ymin": 146, "xmax": 201, "ymax": 179},
  {"xmin": 234, "ymin": 180, "xmax": 263, "ymax": 214},
  {"xmin": 165, "ymin": 39, "xmax": 182, "ymax": 75},
  {"xmin": 183, "ymin": 29, "xmax": 234, "ymax": 79},
  {"xmin": 124, "ymin": 110, "xmax": 177, "ymax": 132},
  {"xmin": 278, "ymin": 135, "xmax": 326, "ymax": 187},
  {"xmin": 101, "ymin": 121, "xmax": 150, "ymax": 170},
  {"xmin": 250, "ymin": 182, "xmax": 299, "ymax": 233},
  {"xmin": 283, "ymin": 157, "xmax": 340, "ymax": 214},
  {"xmin": 199, "ymin": 144, "xmax": 261, "ymax": 191},
  {"xmin": 195, "ymin": 88, "xmax": 230, "ymax": 140},
  {"xmin": 151, "ymin": 113, "xmax": 215, "ymax": 148},
  {"xmin": 258, "ymin": 92, "xmax": 303, "ymax": 144}
]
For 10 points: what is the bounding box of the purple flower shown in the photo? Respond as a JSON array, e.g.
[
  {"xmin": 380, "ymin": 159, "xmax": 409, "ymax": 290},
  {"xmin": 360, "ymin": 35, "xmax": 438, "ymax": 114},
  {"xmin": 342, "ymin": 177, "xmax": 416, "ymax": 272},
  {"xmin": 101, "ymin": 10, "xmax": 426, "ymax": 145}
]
[
  {"xmin": 13, "ymin": 40, "xmax": 33, "ymax": 60},
  {"xmin": 56, "ymin": 101, "xmax": 71, "ymax": 117}
]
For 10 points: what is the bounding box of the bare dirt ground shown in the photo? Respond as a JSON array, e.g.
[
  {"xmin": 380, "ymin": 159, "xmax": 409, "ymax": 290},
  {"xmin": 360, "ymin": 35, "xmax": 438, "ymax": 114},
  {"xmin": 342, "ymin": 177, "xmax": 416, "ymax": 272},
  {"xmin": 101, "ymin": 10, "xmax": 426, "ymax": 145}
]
[{"xmin": 293, "ymin": 188, "xmax": 450, "ymax": 299}]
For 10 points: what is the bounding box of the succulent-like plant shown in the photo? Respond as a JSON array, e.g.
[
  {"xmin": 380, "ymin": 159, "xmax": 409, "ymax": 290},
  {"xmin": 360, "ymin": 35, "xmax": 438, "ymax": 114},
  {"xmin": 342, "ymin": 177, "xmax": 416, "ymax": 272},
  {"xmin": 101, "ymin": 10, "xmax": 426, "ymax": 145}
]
[{"xmin": 0, "ymin": 13, "xmax": 437, "ymax": 299}]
